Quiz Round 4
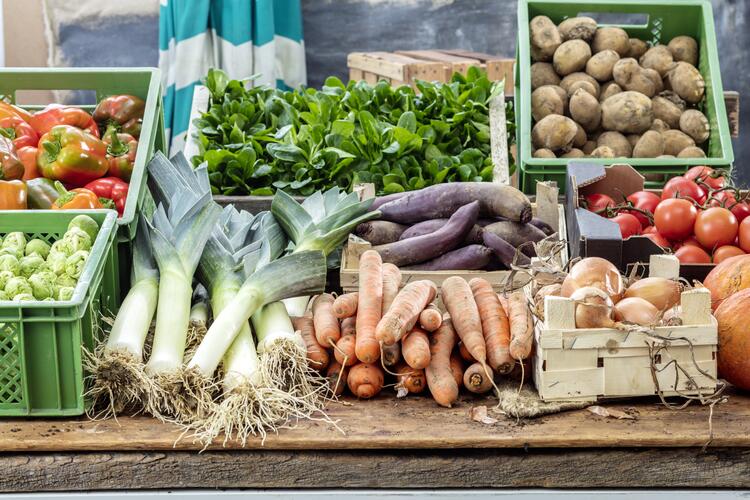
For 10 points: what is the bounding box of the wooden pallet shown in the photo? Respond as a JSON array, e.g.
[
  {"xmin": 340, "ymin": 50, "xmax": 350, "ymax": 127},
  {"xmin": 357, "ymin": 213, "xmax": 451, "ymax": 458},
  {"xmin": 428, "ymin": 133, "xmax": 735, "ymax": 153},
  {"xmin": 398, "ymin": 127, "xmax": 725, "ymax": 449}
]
[{"xmin": 348, "ymin": 49, "xmax": 515, "ymax": 95}]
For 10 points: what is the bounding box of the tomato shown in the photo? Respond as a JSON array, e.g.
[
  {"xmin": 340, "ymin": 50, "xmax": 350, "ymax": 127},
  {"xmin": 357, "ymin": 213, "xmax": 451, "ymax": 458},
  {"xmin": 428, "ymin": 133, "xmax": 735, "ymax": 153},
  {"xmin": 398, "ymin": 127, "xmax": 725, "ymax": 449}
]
[
  {"xmin": 625, "ymin": 191, "xmax": 660, "ymax": 228},
  {"xmin": 731, "ymin": 202, "xmax": 750, "ymax": 223},
  {"xmin": 661, "ymin": 176, "xmax": 707, "ymax": 204},
  {"xmin": 738, "ymin": 217, "xmax": 750, "ymax": 253},
  {"xmin": 677, "ymin": 236, "xmax": 702, "ymax": 249},
  {"xmin": 675, "ymin": 245, "xmax": 711, "ymax": 264},
  {"xmin": 654, "ymin": 198, "xmax": 698, "ymax": 241},
  {"xmin": 685, "ymin": 166, "xmax": 726, "ymax": 191},
  {"xmin": 694, "ymin": 207, "xmax": 738, "ymax": 249},
  {"xmin": 642, "ymin": 225, "xmax": 657, "ymax": 234},
  {"xmin": 611, "ymin": 213, "xmax": 642, "ymax": 239},
  {"xmin": 713, "ymin": 245, "xmax": 745, "ymax": 264},
  {"xmin": 708, "ymin": 190, "xmax": 737, "ymax": 208},
  {"xmin": 584, "ymin": 193, "xmax": 616, "ymax": 214},
  {"xmin": 643, "ymin": 231, "xmax": 670, "ymax": 248}
]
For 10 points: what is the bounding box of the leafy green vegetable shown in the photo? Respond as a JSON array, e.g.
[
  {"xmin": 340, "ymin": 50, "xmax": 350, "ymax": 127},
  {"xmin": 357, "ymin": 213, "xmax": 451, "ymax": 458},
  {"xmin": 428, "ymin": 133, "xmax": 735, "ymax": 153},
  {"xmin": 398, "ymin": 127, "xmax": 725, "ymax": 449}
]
[
  {"xmin": 68, "ymin": 215, "xmax": 99, "ymax": 242},
  {"xmin": 19, "ymin": 254, "xmax": 46, "ymax": 278},
  {"xmin": 65, "ymin": 250, "xmax": 89, "ymax": 279},
  {"xmin": 0, "ymin": 255, "xmax": 19, "ymax": 275},
  {"xmin": 5, "ymin": 276, "xmax": 31, "ymax": 298},
  {"xmin": 57, "ymin": 286, "xmax": 75, "ymax": 301},
  {"xmin": 29, "ymin": 272, "xmax": 55, "ymax": 300},
  {"xmin": 192, "ymin": 68, "xmax": 514, "ymax": 195},
  {"xmin": 47, "ymin": 251, "xmax": 67, "ymax": 275},
  {"xmin": 2, "ymin": 232, "xmax": 26, "ymax": 252},
  {"xmin": 25, "ymin": 239, "xmax": 51, "ymax": 259},
  {"xmin": 62, "ymin": 227, "xmax": 92, "ymax": 253}
]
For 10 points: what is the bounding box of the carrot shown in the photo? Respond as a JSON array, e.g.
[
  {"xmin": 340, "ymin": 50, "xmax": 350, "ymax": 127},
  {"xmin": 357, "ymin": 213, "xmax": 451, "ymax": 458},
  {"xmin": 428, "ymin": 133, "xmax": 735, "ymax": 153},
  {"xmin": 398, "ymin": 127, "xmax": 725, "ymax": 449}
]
[
  {"xmin": 312, "ymin": 293, "xmax": 340, "ymax": 347},
  {"xmin": 292, "ymin": 314, "xmax": 329, "ymax": 370},
  {"xmin": 381, "ymin": 263, "xmax": 402, "ymax": 314},
  {"xmin": 419, "ymin": 303, "xmax": 443, "ymax": 332},
  {"xmin": 402, "ymin": 327, "xmax": 431, "ymax": 369},
  {"xmin": 347, "ymin": 363, "xmax": 384, "ymax": 399},
  {"xmin": 463, "ymin": 362, "xmax": 494, "ymax": 394},
  {"xmin": 376, "ymin": 280, "xmax": 437, "ymax": 345},
  {"xmin": 341, "ymin": 316, "xmax": 357, "ymax": 337},
  {"xmin": 508, "ymin": 359, "xmax": 532, "ymax": 382},
  {"xmin": 332, "ymin": 292, "xmax": 359, "ymax": 319},
  {"xmin": 497, "ymin": 294, "xmax": 510, "ymax": 317},
  {"xmin": 458, "ymin": 341, "xmax": 476, "ymax": 363},
  {"xmin": 449, "ymin": 352, "xmax": 464, "ymax": 389},
  {"xmin": 425, "ymin": 318, "xmax": 459, "ymax": 407},
  {"xmin": 381, "ymin": 342, "xmax": 402, "ymax": 367},
  {"xmin": 394, "ymin": 361, "xmax": 426, "ymax": 394},
  {"xmin": 334, "ymin": 334, "xmax": 357, "ymax": 367},
  {"xmin": 355, "ymin": 250, "xmax": 383, "ymax": 363},
  {"xmin": 508, "ymin": 290, "xmax": 534, "ymax": 360},
  {"xmin": 326, "ymin": 361, "xmax": 348, "ymax": 396},
  {"xmin": 441, "ymin": 277, "xmax": 486, "ymax": 364},
  {"xmin": 469, "ymin": 278, "xmax": 513, "ymax": 374}
]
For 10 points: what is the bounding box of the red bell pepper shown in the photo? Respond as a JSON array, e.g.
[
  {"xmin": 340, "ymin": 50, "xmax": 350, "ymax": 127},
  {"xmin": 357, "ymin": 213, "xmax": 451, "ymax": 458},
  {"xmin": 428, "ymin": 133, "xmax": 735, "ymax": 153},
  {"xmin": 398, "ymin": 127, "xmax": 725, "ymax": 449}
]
[
  {"xmin": 93, "ymin": 95, "xmax": 145, "ymax": 138},
  {"xmin": 18, "ymin": 146, "xmax": 40, "ymax": 181},
  {"xmin": 29, "ymin": 104, "xmax": 100, "ymax": 138},
  {"xmin": 84, "ymin": 177, "xmax": 129, "ymax": 216},
  {"xmin": 103, "ymin": 126, "xmax": 137, "ymax": 181},
  {"xmin": 36, "ymin": 125, "xmax": 109, "ymax": 187},
  {"xmin": 51, "ymin": 181, "xmax": 104, "ymax": 210},
  {"xmin": 0, "ymin": 136, "xmax": 24, "ymax": 181},
  {"xmin": 0, "ymin": 116, "xmax": 39, "ymax": 150}
]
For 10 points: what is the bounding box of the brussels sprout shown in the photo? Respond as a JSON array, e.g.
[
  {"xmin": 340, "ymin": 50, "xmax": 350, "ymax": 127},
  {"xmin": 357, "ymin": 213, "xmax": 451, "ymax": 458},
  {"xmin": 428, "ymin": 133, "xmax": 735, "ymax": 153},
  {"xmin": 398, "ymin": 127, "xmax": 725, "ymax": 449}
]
[
  {"xmin": 19, "ymin": 254, "xmax": 46, "ymax": 278},
  {"xmin": 2, "ymin": 232, "xmax": 26, "ymax": 252},
  {"xmin": 65, "ymin": 250, "xmax": 89, "ymax": 279},
  {"xmin": 0, "ymin": 270, "xmax": 14, "ymax": 290},
  {"xmin": 12, "ymin": 293, "xmax": 35, "ymax": 302},
  {"xmin": 62, "ymin": 227, "xmax": 92, "ymax": 253},
  {"xmin": 42, "ymin": 297, "xmax": 55, "ymax": 302},
  {"xmin": 5, "ymin": 276, "xmax": 32, "ymax": 297},
  {"xmin": 0, "ymin": 247, "xmax": 22, "ymax": 259},
  {"xmin": 67, "ymin": 215, "xmax": 99, "ymax": 242},
  {"xmin": 29, "ymin": 272, "xmax": 55, "ymax": 300},
  {"xmin": 0, "ymin": 290, "xmax": 9, "ymax": 301},
  {"xmin": 57, "ymin": 286, "xmax": 75, "ymax": 301},
  {"xmin": 50, "ymin": 239, "xmax": 74, "ymax": 257},
  {"xmin": 46, "ymin": 251, "xmax": 67, "ymax": 275},
  {"xmin": 0, "ymin": 254, "xmax": 19, "ymax": 274},
  {"xmin": 25, "ymin": 239, "xmax": 51, "ymax": 260},
  {"xmin": 56, "ymin": 273, "xmax": 78, "ymax": 289}
]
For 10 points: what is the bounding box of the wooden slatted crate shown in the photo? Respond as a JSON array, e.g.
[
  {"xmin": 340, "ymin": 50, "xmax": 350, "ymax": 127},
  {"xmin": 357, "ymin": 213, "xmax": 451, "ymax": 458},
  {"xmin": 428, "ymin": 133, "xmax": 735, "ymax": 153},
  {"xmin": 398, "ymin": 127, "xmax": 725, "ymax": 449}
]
[
  {"xmin": 534, "ymin": 254, "xmax": 718, "ymax": 403},
  {"xmin": 347, "ymin": 49, "xmax": 514, "ymax": 95}
]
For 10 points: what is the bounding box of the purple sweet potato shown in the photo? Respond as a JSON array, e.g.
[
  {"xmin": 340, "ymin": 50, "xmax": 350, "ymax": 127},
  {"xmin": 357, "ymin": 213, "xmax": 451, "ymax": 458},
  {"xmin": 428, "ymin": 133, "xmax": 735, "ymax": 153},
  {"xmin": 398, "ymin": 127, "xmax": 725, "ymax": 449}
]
[
  {"xmin": 400, "ymin": 219, "xmax": 484, "ymax": 244},
  {"xmin": 482, "ymin": 232, "xmax": 531, "ymax": 268},
  {"xmin": 372, "ymin": 201, "xmax": 479, "ymax": 266},
  {"xmin": 529, "ymin": 217, "xmax": 555, "ymax": 236},
  {"xmin": 355, "ymin": 221, "xmax": 408, "ymax": 245},
  {"xmin": 371, "ymin": 192, "xmax": 408, "ymax": 210},
  {"xmin": 403, "ymin": 245, "xmax": 493, "ymax": 271},
  {"xmin": 377, "ymin": 182, "xmax": 532, "ymax": 224},
  {"xmin": 483, "ymin": 221, "xmax": 547, "ymax": 252}
]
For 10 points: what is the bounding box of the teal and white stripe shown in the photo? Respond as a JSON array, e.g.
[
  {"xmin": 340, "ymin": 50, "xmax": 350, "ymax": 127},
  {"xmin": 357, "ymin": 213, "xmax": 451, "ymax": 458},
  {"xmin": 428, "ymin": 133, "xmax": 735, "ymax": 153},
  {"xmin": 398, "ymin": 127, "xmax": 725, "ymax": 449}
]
[{"xmin": 159, "ymin": 0, "xmax": 306, "ymax": 155}]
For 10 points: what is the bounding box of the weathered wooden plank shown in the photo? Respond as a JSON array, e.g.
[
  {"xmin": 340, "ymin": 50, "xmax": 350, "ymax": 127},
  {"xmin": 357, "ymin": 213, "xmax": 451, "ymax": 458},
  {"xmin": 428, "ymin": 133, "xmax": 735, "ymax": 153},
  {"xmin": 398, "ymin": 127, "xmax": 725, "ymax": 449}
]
[
  {"xmin": 3, "ymin": 447, "xmax": 750, "ymax": 492},
  {"xmin": 725, "ymin": 90, "xmax": 739, "ymax": 138}
]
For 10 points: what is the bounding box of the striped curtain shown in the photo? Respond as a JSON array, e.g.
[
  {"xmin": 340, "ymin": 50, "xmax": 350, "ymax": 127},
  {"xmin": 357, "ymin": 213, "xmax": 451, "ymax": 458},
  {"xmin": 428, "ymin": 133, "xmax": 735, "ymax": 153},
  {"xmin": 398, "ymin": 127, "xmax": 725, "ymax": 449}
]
[{"xmin": 159, "ymin": 0, "xmax": 306, "ymax": 155}]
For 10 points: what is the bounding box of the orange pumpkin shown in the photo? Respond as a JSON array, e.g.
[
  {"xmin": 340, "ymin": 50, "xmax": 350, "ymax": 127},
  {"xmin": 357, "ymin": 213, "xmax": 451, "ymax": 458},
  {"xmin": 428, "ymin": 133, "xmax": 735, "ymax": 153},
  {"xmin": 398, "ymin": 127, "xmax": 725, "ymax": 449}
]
[{"xmin": 715, "ymin": 288, "xmax": 750, "ymax": 390}]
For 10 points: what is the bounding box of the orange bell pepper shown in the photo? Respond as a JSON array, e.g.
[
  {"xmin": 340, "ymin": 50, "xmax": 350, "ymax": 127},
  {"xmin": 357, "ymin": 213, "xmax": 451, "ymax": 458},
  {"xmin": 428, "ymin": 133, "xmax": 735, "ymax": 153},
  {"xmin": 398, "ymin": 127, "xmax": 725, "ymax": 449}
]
[
  {"xmin": 51, "ymin": 181, "xmax": 103, "ymax": 210},
  {"xmin": 0, "ymin": 180, "xmax": 27, "ymax": 210},
  {"xmin": 18, "ymin": 146, "xmax": 40, "ymax": 181},
  {"xmin": 0, "ymin": 101, "xmax": 32, "ymax": 123},
  {"xmin": 29, "ymin": 104, "xmax": 100, "ymax": 138}
]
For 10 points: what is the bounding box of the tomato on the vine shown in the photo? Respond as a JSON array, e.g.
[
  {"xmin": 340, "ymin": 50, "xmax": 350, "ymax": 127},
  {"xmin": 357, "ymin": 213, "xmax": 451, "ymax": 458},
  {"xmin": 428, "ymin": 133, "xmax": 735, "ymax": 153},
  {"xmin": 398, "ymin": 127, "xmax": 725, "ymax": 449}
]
[
  {"xmin": 713, "ymin": 245, "xmax": 745, "ymax": 264},
  {"xmin": 685, "ymin": 166, "xmax": 726, "ymax": 191},
  {"xmin": 738, "ymin": 217, "xmax": 750, "ymax": 253},
  {"xmin": 584, "ymin": 193, "xmax": 615, "ymax": 213},
  {"xmin": 611, "ymin": 213, "xmax": 642, "ymax": 239},
  {"xmin": 694, "ymin": 207, "xmax": 738, "ymax": 249},
  {"xmin": 654, "ymin": 198, "xmax": 698, "ymax": 241},
  {"xmin": 625, "ymin": 191, "xmax": 660, "ymax": 228},
  {"xmin": 675, "ymin": 245, "xmax": 711, "ymax": 264},
  {"xmin": 661, "ymin": 176, "xmax": 707, "ymax": 204},
  {"xmin": 731, "ymin": 202, "xmax": 750, "ymax": 223},
  {"xmin": 708, "ymin": 190, "xmax": 737, "ymax": 208}
]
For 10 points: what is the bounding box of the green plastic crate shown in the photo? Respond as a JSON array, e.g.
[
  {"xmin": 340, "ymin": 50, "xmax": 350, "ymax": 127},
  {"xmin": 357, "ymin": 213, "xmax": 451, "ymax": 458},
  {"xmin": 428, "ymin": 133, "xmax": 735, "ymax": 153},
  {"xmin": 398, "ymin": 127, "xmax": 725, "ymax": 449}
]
[
  {"xmin": 516, "ymin": 0, "xmax": 734, "ymax": 193},
  {"xmin": 0, "ymin": 210, "xmax": 118, "ymax": 417}
]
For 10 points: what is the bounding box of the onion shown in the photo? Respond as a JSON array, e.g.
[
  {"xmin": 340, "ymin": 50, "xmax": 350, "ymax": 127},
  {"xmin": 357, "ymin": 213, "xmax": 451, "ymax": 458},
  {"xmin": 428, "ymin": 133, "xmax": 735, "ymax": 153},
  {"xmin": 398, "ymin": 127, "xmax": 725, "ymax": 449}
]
[
  {"xmin": 570, "ymin": 286, "xmax": 614, "ymax": 328},
  {"xmin": 613, "ymin": 297, "xmax": 660, "ymax": 326},
  {"xmin": 662, "ymin": 305, "xmax": 682, "ymax": 326},
  {"xmin": 623, "ymin": 277, "xmax": 681, "ymax": 311},
  {"xmin": 561, "ymin": 257, "xmax": 625, "ymax": 302},
  {"xmin": 534, "ymin": 283, "xmax": 562, "ymax": 320}
]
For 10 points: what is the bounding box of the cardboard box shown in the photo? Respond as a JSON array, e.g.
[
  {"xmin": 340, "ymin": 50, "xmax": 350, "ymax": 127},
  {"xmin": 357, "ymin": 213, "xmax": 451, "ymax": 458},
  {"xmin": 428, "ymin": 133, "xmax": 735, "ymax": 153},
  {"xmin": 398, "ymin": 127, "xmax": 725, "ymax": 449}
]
[{"xmin": 565, "ymin": 162, "xmax": 714, "ymax": 281}]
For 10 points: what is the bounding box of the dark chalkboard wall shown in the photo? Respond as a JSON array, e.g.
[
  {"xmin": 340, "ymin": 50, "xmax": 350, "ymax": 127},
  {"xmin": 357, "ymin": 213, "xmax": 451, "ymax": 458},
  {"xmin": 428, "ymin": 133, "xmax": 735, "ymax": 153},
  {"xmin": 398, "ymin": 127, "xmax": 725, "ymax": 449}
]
[{"xmin": 302, "ymin": 0, "xmax": 748, "ymax": 185}]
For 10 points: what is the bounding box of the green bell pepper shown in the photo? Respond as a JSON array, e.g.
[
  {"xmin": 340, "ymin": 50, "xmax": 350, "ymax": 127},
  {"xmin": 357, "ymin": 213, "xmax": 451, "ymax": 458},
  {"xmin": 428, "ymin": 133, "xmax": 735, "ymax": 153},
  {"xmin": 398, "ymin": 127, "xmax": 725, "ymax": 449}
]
[{"xmin": 26, "ymin": 177, "xmax": 60, "ymax": 209}]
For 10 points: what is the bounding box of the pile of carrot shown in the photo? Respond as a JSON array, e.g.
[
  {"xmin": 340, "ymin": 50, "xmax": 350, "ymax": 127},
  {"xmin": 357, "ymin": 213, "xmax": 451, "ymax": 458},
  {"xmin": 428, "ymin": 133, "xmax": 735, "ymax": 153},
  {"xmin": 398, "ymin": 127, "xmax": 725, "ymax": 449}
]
[{"xmin": 294, "ymin": 250, "xmax": 535, "ymax": 407}]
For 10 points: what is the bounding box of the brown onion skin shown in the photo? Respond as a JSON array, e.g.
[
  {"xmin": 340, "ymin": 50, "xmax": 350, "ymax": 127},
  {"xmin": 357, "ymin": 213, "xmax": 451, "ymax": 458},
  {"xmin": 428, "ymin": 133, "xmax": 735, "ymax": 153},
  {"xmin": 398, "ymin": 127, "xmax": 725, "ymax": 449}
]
[
  {"xmin": 613, "ymin": 297, "xmax": 660, "ymax": 326},
  {"xmin": 715, "ymin": 288, "xmax": 750, "ymax": 390},
  {"xmin": 570, "ymin": 286, "xmax": 615, "ymax": 328},
  {"xmin": 703, "ymin": 254, "xmax": 750, "ymax": 310},
  {"xmin": 561, "ymin": 257, "xmax": 625, "ymax": 302},
  {"xmin": 623, "ymin": 277, "xmax": 681, "ymax": 311}
]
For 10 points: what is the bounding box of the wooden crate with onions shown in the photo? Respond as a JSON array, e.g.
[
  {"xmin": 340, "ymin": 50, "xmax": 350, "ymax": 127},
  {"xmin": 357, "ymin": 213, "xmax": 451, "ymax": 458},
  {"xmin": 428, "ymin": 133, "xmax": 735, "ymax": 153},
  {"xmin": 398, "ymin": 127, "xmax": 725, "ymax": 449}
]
[{"xmin": 534, "ymin": 254, "xmax": 719, "ymax": 403}]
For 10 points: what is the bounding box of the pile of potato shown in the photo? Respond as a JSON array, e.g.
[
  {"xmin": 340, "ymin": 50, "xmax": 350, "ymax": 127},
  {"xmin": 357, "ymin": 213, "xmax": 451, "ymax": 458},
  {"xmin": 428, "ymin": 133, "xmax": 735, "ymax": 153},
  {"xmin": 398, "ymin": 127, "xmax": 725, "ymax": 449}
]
[{"xmin": 529, "ymin": 16, "xmax": 710, "ymax": 159}]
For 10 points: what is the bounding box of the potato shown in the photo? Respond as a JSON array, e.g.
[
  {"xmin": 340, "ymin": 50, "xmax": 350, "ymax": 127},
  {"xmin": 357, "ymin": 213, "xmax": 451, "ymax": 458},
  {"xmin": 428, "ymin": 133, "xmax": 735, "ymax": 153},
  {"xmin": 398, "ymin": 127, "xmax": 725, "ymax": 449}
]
[
  {"xmin": 590, "ymin": 146, "xmax": 616, "ymax": 158},
  {"xmin": 558, "ymin": 17, "xmax": 597, "ymax": 42},
  {"xmin": 677, "ymin": 146, "xmax": 706, "ymax": 158},
  {"xmin": 639, "ymin": 45, "xmax": 674, "ymax": 77},
  {"xmin": 592, "ymin": 27, "xmax": 630, "ymax": 56},
  {"xmin": 567, "ymin": 80, "xmax": 598, "ymax": 98},
  {"xmin": 679, "ymin": 109, "xmax": 710, "ymax": 144},
  {"xmin": 569, "ymin": 88, "xmax": 601, "ymax": 132},
  {"xmin": 531, "ymin": 86, "xmax": 566, "ymax": 121},
  {"xmin": 582, "ymin": 140, "xmax": 597, "ymax": 155},
  {"xmin": 597, "ymin": 131, "xmax": 632, "ymax": 157},
  {"xmin": 533, "ymin": 148, "xmax": 557, "ymax": 158},
  {"xmin": 532, "ymin": 114, "xmax": 578, "ymax": 151},
  {"xmin": 612, "ymin": 58, "xmax": 657, "ymax": 97},
  {"xmin": 601, "ymin": 91, "xmax": 653, "ymax": 134},
  {"xmin": 632, "ymin": 130, "xmax": 664, "ymax": 158},
  {"xmin": 668, "ymin": 36, "xmax": 698, "ymax": 67},
  {"xmin": 643, "ymin": 68, "xmax": 664, "ymax": 95},
  {"xmin": 599, "ymin": 81, "xmax": 622, "ymax": 102},
  {"xmin": 650, "ymin": 119, "xmax": 670, "ymax": 133},
  {"xmin": 560, "ymin": 72, "xmax": 600, "ymax": 97},
  {"xmin": 530, "ymin": 15, "xmax": 562, "ymax": 61},
  {"xmin": 667, "ymin": 62, "xmax": 705, "ymax": 104},
  {"xmin": 531, "ymin": 62, "xmax": 561, "ymax": 89},
  {"xmin": 657, "ymin": 154, "xmax": 676, "ymax": 159},
  {"xmin": 626, "ymin": 134, "xmax": 640, "ymax": 148},
  {"xmin": 573, "ymin": 123, "xmax": 587, "ymax": 148},
  {"xmin": 662, "ymin": 129, "xmax": 696, "ymax": 156},
  {"xmin": 561, "ymin": 148, "xmax": 585, "ymax": 158},
  {"xmin": 628, "ymin": 38, "xmax": 649, "ymax": 59},
  {"xmin": 585, "ymin": 49, "xmax": 620, "ymax": 82},
  {"xmin": 553, "ymin": 40, "xmax": 591, "ymax": 76},
  {"xmin": 651, "ymin": 96, "xmax": 683, "ymax": 129}
]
